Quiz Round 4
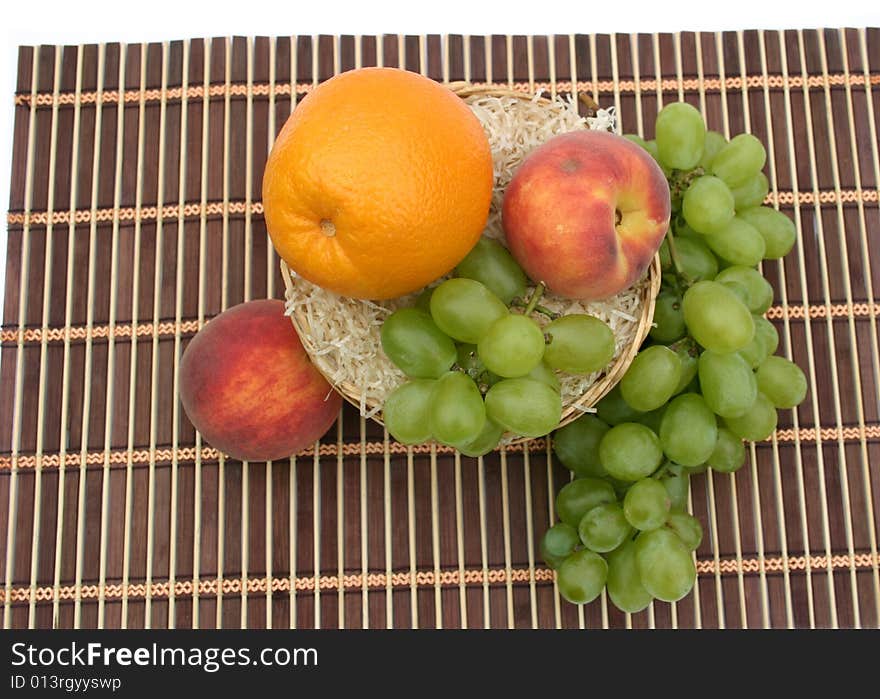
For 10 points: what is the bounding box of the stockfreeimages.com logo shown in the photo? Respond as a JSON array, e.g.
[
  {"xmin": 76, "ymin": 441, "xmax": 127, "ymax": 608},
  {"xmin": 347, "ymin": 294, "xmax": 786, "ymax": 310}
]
[{"xmin": 11, "ymin": 642, "xmax": 317, "ymax": 674}]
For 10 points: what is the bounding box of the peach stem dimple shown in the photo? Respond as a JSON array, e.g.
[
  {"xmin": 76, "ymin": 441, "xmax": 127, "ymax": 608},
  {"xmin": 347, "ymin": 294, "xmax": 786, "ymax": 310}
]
[{"xmin": 320, "ymin": 219, "xmax": 336, "ymax": 237}]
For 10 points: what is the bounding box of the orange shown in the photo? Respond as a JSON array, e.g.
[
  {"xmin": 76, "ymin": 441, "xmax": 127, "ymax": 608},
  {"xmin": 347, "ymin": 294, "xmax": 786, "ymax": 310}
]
[{"xmin": 262, "ymin": 67, "xmax": 494, "ymax": 300}]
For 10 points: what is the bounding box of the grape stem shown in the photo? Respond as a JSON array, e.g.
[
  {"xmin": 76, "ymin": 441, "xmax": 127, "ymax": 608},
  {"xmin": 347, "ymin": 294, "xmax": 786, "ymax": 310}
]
[
  {"xmin": 668, "ymin": 335, "xmax": 700, "ymax": 358},
  {"xmin": 669, "ymin": 166, "xmax": 704, "ymax": 203},
  {"xmin": 664, "ymin": 228, "xmax": 689, "ymax": 284},
  {"xmin": 523, "ymin": 282, "xmax": 546, "ymax": 317}
]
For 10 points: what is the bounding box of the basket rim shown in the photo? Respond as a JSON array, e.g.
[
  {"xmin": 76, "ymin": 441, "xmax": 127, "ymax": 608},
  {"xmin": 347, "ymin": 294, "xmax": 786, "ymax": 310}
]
[{"xmin": 281, "ymin": 82, "xmax": 662, "ymax": 439}]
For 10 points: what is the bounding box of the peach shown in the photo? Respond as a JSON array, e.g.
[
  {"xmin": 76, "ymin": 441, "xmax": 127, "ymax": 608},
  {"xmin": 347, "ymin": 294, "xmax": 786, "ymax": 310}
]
[
  {"xmin": 179, "ymin": 299, "xmax": 341, "ymax": 461},
  {"xmin": 502, "ymin": 130, "xmax": 671, "ymax": 300}
]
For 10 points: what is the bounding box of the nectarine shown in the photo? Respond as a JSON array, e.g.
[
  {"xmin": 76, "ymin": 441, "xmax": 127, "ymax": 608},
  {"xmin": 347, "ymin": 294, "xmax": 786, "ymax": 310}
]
[
  {"xmin": 179, "ymin": 299, "xmax": 341, "ymax": 462},
  {"xmin": 502, "ymin": 130, "xmax": 670, "ymax": 300}
]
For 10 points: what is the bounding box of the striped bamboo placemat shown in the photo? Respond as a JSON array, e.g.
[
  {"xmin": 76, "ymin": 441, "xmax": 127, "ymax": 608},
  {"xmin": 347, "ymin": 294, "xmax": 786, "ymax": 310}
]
[{"xmin": 1, "ymin": 30, "xmax": 879, "ymax": 629}]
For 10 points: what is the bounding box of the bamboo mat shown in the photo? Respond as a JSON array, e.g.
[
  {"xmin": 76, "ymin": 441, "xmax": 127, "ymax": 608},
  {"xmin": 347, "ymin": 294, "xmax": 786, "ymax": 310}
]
[{"xmin": 1, "ymin": 30, "xmax": 879, "ymax": 630}]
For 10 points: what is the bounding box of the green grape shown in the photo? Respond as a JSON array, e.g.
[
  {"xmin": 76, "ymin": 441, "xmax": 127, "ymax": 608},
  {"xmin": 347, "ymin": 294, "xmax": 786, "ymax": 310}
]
[
  {"xmin": 754, "ymin": 316, "xmax": 779, "ymax": 355},
  {"xmin": 578, "ymin": 502, "xmax": 633, "ymax": 553},
  {"xmin": 414, "ymin": 287, "xmax": 434, "ymax": 312},
  {"xmin": 706, "ymin": 427, "xmax": 746, "ymax": 473},
  {"xmin": 484, "ymin": 378, "xmax": 562, "ymax": 438},
  {"xmin": 634, "ymin": 527, "xmax": 697, "ymax": 602},
  {"xmin": 429, "ymin": 278, "xmax": 508, "ymax": 344},
  {"xmin": 682, "ymin": 175, "xmax": 735, "ymax": 234},
  {"xmin": 683, "ymin": 463, "xmax": 708, "ymax": 475},
  {"xmin": 715, "ymin": 266, "xmax": 774, "ymax": 314},
  {"xmin": 673, "ymin": 234, "xmax": 720, "ymax": 283},
  {"xmin": 599, "ymin": 423, "xmax": 664, "ymax": 481},
  {"xmin": 699, "ymin": 130, "xmax": 727, "ymax": 169},
  {"xmin": 456, "ymin": 419, "xmax": 505, "ymax": 458},
  {"xmin": 620, "ymin": 345, "xmax": 682, "ymax": 412},
  {"xmin": 655, "ymin": 101, "xmax": 706, "ymax": 170},
  {"xmin": 543, "ymin": 314, "xmax": 615, "ymax": 374},
  {"xmin": 477, "ymin": 314, "xmax": 545, "ymax": 378},
  {"xmin": 673, "ymin": 218, "xmax": 702, "ymax": 239},
  {"xmin": 596, "ymin": 384, "xmax": 643, "ymax": 425},
  {"xmin": 557, "ymin": 549, "xmax": 608, "ymax": 605},
  {"xmin": 698, "ymin": 350, "xmax": 758, "ymax": 418},
  {"xmin": 623, "ymin": 478, "xmax": 671, "ymax": 531},
  {"xmin": 455, "ymin": 236, "xmax": 528, "ymax": 305},
  {"xmin": 650, "ymin": 291, "xmax": 686, "ymax": 343},
  {"xmin": 703, "ymin": 217, "xmax": 766, "ymax": 267},
  {"xmin": 739, "ymin": 316, "xmax": 778, "ymax": 368},
  {"xmin": 730, "ymin": 171, "xmax": 770, "ymax": 210},
  {"xmin": 381, "ymin": 308, "xmax": 457, "ymax": 379},
  {"xmin": 383, "ymin": 379, "xmax": 435, "ymax": 444},
  {"xmin": 428, "ymin": 371, "xmax": 486, "ymax": 446},
  {"xmin": 724, "ymin": 392, "xmax": 778, "ymax": 441},
  {"xmin": 606, "ymin": 541, "xmax": 653, "ymax": 613},
  {"xmin": 540, "ymin": 522, "xmax": 581, "ymax": 569},
  {"xmin": 756, "ymin": 355, "xmax": 808, "ymax": 408},
  {"xmin": 553, "ymin": 414, "xmax": 610, "ymax": 478},
  {"xmin": 659, "ymin": 393, "xmax": 718, "ymax": 467},
  {"xmin": 671, "ymin": 342, "xmax": 700, "ymax": 394},
  {"xmin": 682, "ymin": 280, "xmax": 755, "ymax": 353},
  {"xmin": 662, "ymin": 472, "xmax": 691, "ymax": 512},
  {"xmin": 659, "ymin": 239, "xmax": 672, "ymax": 271},
  {"xmin": 526, "ymin": 362, "xmax": 560, "ymax": 391},
  {"xmin": 665, "ymin": 511, "xmax": 703, "ymax": 550},
  {"xmin": 636, "ymin": 405, "xmax": 667, "ymax": 434},
  {"xmin": 737, "ymin": 331, "xmax": 770, "ymax": 369},
  {"xmin": 555, "ymin": 477, "xmax": 617, "ymax": 528},
  {"xmin": 737, "ymin": 206, "xmax": 797, "ymax": 259},
  {"xmin": 643, "ymin": 139, "xmax": 660, "ymax": 163},
  {"xmin": 711, "ymin": 133, "xmax": 767, "ymax": 187},
  {"xmin": 624, "ymin": 134, "xmax": 649, "ymax": 150}
]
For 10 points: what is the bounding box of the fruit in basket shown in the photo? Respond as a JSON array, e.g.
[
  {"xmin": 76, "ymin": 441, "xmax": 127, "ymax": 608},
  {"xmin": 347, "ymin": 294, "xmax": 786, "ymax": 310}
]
[
  {"xmin": 477, "ymin": 314, "xmax": 545, "ymax": 378},
  {"xmin": 542, "ymin": 101, "xmax": 811, "ymax": 614},
  {"xmin": 383, "ymin": 379, "xmax": 435, "ymax": 444},
  {"xmin": 377, "ymin": 239, "xmax": 617, "ymax": 446},
  {"xmin": 542, "ymin": 314, "xmax": 616, "ymax": 374},
  {"xmin": 380, "ymin": 308, "xmax": 456, "ymax": 379},
  {"xmin": 262, "ymin": 67, "xmax": 493, "ymax": 300},
  {"xmin": 455, "ymin": 236, "xmax": 528, "ymax": 304},
  {"xmin": 179, "ymin": 299, "xmax": 341, "ymax": 462},
  {"xmin": 429, "ymin": 278, "xmax": 507, "ymax": 344},
  {"xmin": 501, "ymin": 129, "xmax": 670, "ymax": 301},
  {"xmin": 429, "ymin": 371, "xmax": 486, "ymax": 446},
  {"xmin": 484, "ymin": 378, "xmax": 562, "ymax": 438}
]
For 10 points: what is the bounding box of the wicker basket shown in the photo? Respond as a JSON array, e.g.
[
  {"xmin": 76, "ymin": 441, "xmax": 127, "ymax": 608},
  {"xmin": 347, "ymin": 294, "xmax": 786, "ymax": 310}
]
[{"xmin": 282, "ymin": 84, "xmax": 661, "ymax": 435}]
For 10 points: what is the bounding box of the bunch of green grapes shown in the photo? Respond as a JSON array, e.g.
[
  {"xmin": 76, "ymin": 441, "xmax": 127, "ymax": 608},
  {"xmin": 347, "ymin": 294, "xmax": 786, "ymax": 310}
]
[
  {"xmin": 380, "ymin": 237, "xmax": 616, "ymax": 455},
  {"xmin": 543, "ymin": 101, "xmax": 808, "ymax": 611}
]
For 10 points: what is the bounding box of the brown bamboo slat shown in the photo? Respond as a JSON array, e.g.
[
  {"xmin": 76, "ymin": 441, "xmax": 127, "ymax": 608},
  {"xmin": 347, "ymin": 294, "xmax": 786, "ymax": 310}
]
[{"xmin": 2, "ymin": 30, "xmax": 880, "ymax": 630}]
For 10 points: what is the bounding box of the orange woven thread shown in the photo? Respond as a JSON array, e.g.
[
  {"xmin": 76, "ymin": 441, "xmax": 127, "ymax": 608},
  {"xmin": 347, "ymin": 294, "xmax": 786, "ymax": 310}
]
[
  {"xmin": 764, "ymin": 302, "xmax": 880, "ymax": 320},
  {"xmin": 3, "ymin": 553, "xmax": 878, "ymax": 605},
  {"xmin": 1, "ymin": 424, "xmax": 878, "ymax": 472},
  {"xmin": 6, "ymin": 188, "xmax": 872, "ymax": 229},
  {"xmin": 13, "ymin": 73, "xmax": 880, "ymax": 108},
  {"xmin": 0, "ymin": 319, "xmax": 204, "ymax": 344}
]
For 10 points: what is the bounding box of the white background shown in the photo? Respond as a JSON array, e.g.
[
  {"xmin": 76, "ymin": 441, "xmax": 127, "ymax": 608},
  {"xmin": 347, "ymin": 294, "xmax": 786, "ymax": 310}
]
[{"xmin": 0, "ymin": 0, "xmax": 877, "ymax": 305}]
